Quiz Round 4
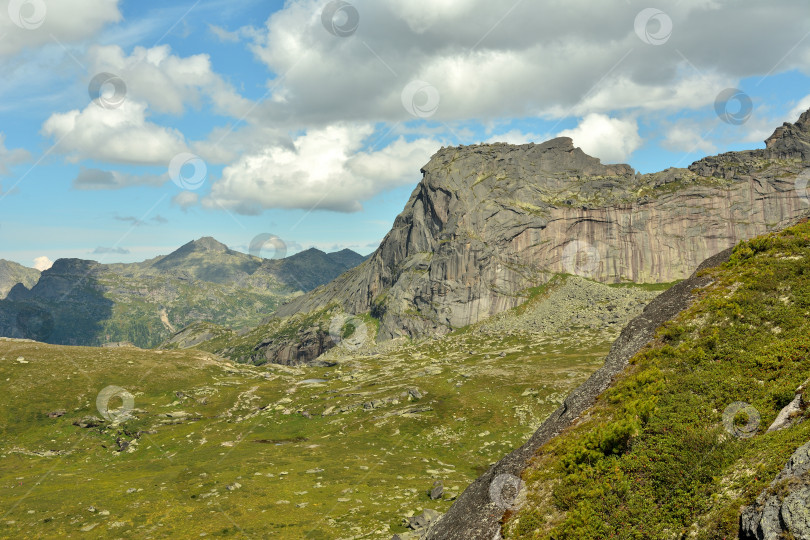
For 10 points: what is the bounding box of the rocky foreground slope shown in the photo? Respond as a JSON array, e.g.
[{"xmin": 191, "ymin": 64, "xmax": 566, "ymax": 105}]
[
  {"xmin": 426, "ymin": 221, "xmax": 810, "ymax": 539},
  {"xmin": 208, "ymin": 109, "xmax": 810, "ymax": 366}
]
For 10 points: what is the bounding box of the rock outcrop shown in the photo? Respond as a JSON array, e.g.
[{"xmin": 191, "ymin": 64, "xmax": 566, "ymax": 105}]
[
  {"xmin": 740, "ymin": 440, "xmax": 810, "ymax": 540},
  {"xmin": 253, "ymin": 110, "xmax": 810, "ymax": 363},
  {"xmin": 422, "ymin": 246, "xmax": 734, "ymax": 539}
]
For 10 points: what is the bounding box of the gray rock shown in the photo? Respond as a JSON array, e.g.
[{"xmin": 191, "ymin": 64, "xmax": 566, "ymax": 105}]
[
  {"xmin": 249, "ymin": 110, "xmax": 810, "ymax": 365},
  {"xmin": 741, "ymin": 441, "xmax": 810, "ymax": 540},
  {"xmin": 425, "ymin": 247, "xmax": 734, "ymax": 539},
  {"xmin": 429, "ymin": 481, "xmax": 443, "ymax": 500}
]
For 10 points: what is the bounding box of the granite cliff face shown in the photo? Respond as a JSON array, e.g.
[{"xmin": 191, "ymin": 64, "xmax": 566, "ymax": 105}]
[{"xmin": 255, "ymin": 110, "xmax": 810, "ymax": 363}]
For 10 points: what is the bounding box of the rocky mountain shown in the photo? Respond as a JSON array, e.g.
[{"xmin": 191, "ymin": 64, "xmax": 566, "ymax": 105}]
[
  {"xmin": 201, "ymin": 109, "xmax": 810, "ymax": 366},
  {"xmin": 0, "ymin": 260, "xmax": 40, "ymax": 299},
  {"xmin": 0, "ymin": 238, "xmax": 365, "ymax": 348},
  {"xmin": 427, "ymin": 219, "xmax": 810, "ymax": 540}
]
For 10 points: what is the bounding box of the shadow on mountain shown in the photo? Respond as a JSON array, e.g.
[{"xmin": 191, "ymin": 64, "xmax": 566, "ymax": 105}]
[{"xmin": 0, "ymin": 259, "xmax": 113, "ymax": 346}]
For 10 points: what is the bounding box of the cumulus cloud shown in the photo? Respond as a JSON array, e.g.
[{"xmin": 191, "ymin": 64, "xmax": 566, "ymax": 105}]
[
  {"xmin": 661, "ymin": 121, "xmax": 718, "ymax": 155},
  {"xmin": 558, "ymin": 114, "xmax": 642, "ymax": 163},
  {"xmin": 72, "ymin": 167, "xmax": 167, "ymax": 190},
  {"xmin": 205, "ymin": 124, "xmax": 440, "ymax": 213},
  {"xmin": 42, "ymin": 100, "xmax": 187, "ymax": 166},
  {"xmin": 87, "ymin": 44, "xmax": 251, "ymax": 117},
  {"xmin": 0, "ymin": 0, "xmax": 121, "ymax": 57},
  {"xmin": 246, "ymin": 0, "xmax": 810, "ymax": 125},
  {"xmin": 33, "ymin": 256, "xmax": 53, "ymax": 271}
]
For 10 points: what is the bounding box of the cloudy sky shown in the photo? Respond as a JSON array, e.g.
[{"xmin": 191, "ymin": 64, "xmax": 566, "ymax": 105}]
[{"xmin": 1, "ymin": 0, "xmax": 809, "ymax": 268}]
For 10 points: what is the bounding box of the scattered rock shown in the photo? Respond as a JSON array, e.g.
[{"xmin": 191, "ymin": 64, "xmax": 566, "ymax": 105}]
[
  {"xmin": 47, "ymin": 410, "xmax": 65, "ymax": 418},
  {"xmin": 73, "ymin": 416, "xmax": 103, "ymax": 429},
  {"xmin": 429, "ymin": 481, "xmax": 443, "ymax": 500}
]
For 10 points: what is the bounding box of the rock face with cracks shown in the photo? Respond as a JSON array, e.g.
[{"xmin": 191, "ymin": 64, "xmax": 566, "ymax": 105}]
[
  {"xmin": 740, "ymin": 440, "xmax": 810, "ymax": 540},
  {"xmin": 255, "ymin": 110, "xmax": 810, "ymax": 365}
]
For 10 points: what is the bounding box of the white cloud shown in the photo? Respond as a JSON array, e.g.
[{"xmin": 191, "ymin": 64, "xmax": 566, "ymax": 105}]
[
  {"xmin": 661, "ymin": 120, "xmax": 717, "ymax": 154},
  {"xmin": 172, "ymin": 191, "xmax": 199, "ymax": 210},
  {"xmin": 788, "ymin": 95, "xmax": 810, "ymax": 124},
  {"xmin": 558, "ymin": 114, "xmax": 642, "ymax": 163},
  {"xmin": 42, "ymin": 100, "xmax": 187, "ymax": 166},
  {"xmin": 0, "ymin": 133, "xmax": 30, "ymax": 174},
  {"xmin": 208, "ymin": 24, "xmax": 241, "ymax": 43},
  {"xmin": 205, "ymin": 124, "xmax": 440, "ymax": 213},
  {"xmin": 87, "ymin": 44, "xmax": 251, "ymax": 117},
  {"xmin": 0, "ymin": 0, "xmax": 121, "ymax": 57},
  {"xmin": 33, "ymin": 256, "xmax": 53, "ymax": 271},
  {"xmin": 245, "ymin": 0, "xmax": 810, "ymax": 126}
]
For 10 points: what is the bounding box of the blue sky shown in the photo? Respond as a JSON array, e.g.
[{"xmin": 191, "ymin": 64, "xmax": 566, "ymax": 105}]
[{"xmin": 1, "ymin": 0, "xmax": 809, "ymax": 269}]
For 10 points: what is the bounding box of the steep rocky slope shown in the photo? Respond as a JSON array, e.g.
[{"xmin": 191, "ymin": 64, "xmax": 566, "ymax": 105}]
[
  {"xmin": 0, "ymin": 259, "xmax": 39, "ymax": 299},
  {"xmin": 0, "ymin": 239, "xmax": 365, "ymax": 348},
  {"xmin": 216, "ymin": 110, "xmax": 810, "ymax": 365},
  {"xmin": 427, "ymin": 221, "xmax": 810, "ymax": 539}
]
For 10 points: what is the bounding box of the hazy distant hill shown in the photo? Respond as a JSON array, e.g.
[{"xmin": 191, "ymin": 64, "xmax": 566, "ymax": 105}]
[
  {"xmin": 0, "ymin": 238, "xmax": 365, "ymax": 348},
  {"xmin": 0, "ymin": 260, "xmax": 40, "ymax": 299}
]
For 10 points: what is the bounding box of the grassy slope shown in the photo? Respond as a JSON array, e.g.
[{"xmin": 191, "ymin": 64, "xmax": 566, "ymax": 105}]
[
  {"xmin": 506, "ymin": 221, "xmax": 810, "ymax": 539},
  {"xmin": 0, "ymin": 276, "xmax": 659, "ymax": 539}
]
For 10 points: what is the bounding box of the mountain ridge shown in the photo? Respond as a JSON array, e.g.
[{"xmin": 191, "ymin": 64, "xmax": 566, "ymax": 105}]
[
  {"xmin": 203, "ymin": 109, "xmax": 810, "ymax": 366},
  {"xmin": 0, "ymin": 239, "xmax": 365, "ymax": 347}
]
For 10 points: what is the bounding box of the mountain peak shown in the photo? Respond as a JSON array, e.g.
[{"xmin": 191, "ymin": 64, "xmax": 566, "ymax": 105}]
[
  {"xmin": 189, "ymin": 237, "xmax": 229, "ymax": 252},
  {"xmin": 765, "ymin": 107, "xmax": 810, "ymax": 161}
]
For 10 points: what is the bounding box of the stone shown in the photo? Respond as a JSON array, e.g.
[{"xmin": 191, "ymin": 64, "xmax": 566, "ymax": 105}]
[
  {"xmin": 425, "ymin": 247, "xmax": 735, "ymax": 539},
  {"xmin": 73, "ymin": 416, "xmax": 103, "ymax": 429},
  {"xmin": 429, "ymin": 481, "xmax": 443, "ymax": 500},
  {"xmin": 740, "ymin": 441, "xmax": 810, "ymax": 539}
]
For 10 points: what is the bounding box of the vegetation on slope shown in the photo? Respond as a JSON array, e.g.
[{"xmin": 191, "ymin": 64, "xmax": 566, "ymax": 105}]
[{"xmin": 506, "ymin": 221, "xmax": 810, "ymax": 539}]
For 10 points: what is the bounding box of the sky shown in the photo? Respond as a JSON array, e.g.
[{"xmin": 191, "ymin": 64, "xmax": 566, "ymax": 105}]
[{"xmin": 1, "ymin": 0, "xmax": 810, "ymax": 270}]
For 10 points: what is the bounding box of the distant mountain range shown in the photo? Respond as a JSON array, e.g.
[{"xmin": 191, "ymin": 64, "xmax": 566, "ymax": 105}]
[
  {"xmin": 0, "ymin": 260, "xmax": 40, "ymax": 299},
  {"xmin": 0, "ymin": 238, "xmax": 365, "ymax": 348}
]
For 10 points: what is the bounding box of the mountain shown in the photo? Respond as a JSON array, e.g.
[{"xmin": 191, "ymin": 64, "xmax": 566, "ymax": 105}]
[
  {"xmin": 429, "ymin": 218, "xmax": 810, "ymax": 540},
  {"xmin": 255, "ymin": 247, "xmax": 368, "ymax": 292},
  {"xmin": 0, "ymin": 260, "xmax": 40, "ymax": 299},
  {"xmin": 4, "ymin": 223, "xmax": 809, "ymax": 539},
  {"xmin": 0, "ymin": 240, "xmax": 365, "ymax": 348},
  {"xmin": 198, "ymin": 109, "xmax": 810, "ymax": 366}
]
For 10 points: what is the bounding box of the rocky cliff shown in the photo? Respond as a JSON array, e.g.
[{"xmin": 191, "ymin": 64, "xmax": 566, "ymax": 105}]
[{"xmin": 248, "ymin": 110, "xmax": 810, "ymax": 364}]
